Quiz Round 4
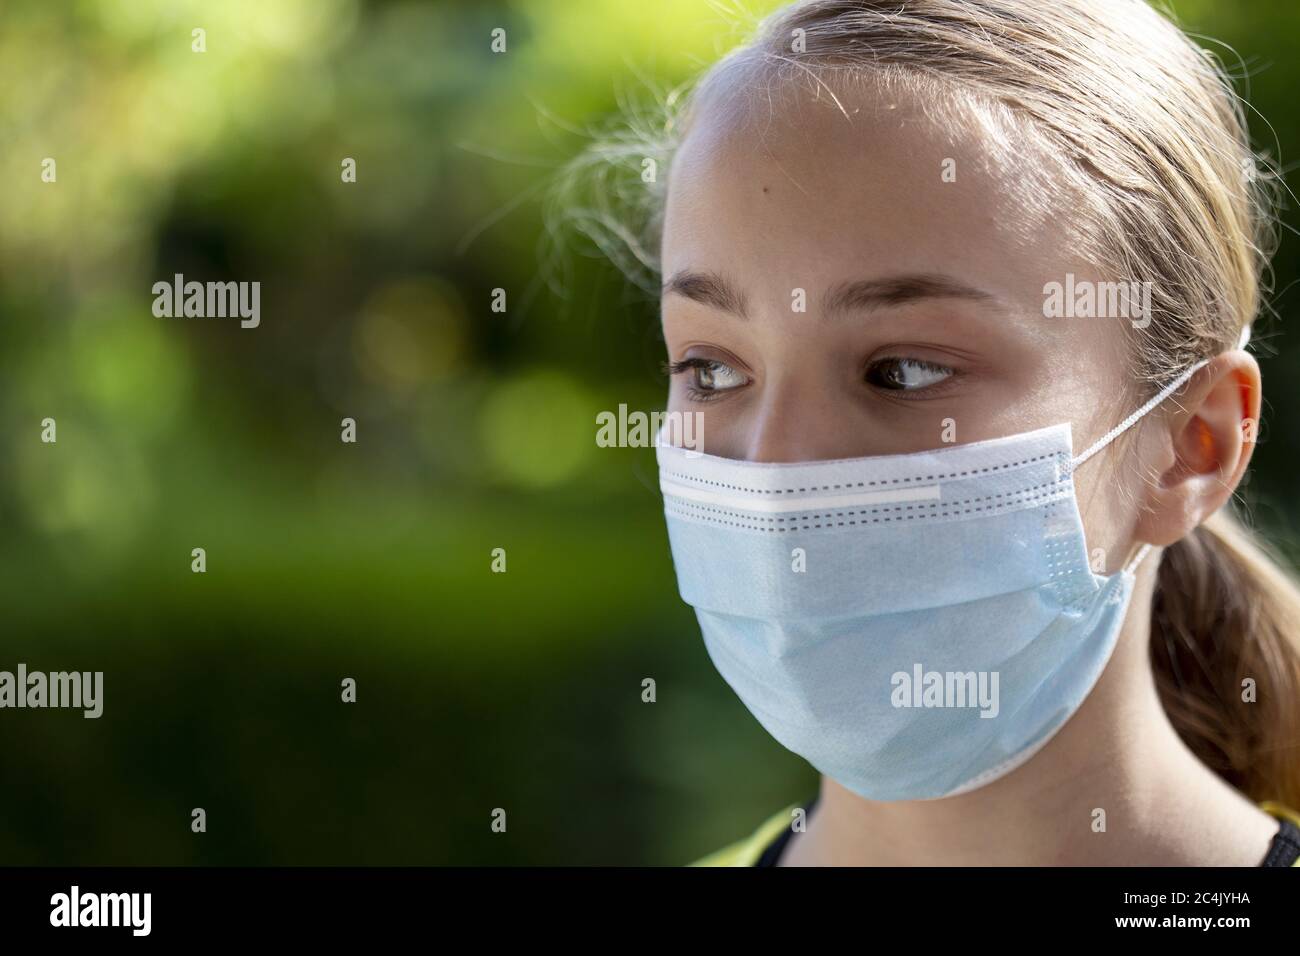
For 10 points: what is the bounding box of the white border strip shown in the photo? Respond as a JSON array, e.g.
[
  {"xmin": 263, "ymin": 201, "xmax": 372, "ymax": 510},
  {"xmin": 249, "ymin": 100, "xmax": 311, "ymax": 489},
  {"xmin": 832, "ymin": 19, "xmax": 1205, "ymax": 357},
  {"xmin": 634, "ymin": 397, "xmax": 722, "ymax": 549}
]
[{"xmin": 660, "ymin": 476, "xmax": 941, "ymax": 513}]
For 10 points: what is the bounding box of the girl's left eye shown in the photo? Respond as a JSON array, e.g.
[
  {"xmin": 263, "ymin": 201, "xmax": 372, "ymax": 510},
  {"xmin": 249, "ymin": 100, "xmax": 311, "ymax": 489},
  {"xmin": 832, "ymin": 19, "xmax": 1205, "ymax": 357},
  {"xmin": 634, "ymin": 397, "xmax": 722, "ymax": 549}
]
[{"xmin": 865, "ymin": 357, "xmax": 954, "ymax": 392}]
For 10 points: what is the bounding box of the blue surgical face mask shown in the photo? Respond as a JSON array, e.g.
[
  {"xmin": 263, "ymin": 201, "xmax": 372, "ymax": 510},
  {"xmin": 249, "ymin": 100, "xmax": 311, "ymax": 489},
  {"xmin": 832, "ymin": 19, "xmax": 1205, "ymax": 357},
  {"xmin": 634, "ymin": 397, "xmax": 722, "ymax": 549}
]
[{"xmin": 656, "ymin": 359, "xmax": 1212, "ymax": 802}]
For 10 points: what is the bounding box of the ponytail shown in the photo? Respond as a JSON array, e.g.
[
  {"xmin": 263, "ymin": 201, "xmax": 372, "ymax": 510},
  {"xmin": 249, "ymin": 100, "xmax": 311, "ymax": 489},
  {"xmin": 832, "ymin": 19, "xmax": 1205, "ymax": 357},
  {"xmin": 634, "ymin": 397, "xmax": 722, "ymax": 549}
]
[{"xmin": 1152, "ymin": 509, "xmax": 1300, "ymax": 809}]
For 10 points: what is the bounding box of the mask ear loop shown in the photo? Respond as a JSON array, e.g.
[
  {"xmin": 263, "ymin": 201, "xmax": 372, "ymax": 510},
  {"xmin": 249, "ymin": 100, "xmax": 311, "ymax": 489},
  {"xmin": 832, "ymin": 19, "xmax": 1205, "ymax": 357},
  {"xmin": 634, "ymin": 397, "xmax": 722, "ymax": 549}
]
[
  {"xmin": 1064, "ymin": 338, "xmax": 1243, "ymax": 577},
  {"xmin": 1065, "ymin": 324, "xmax": 1250, "ymax": 477},
  {"xmin": 1068, "ymin": 358, "xmax": 1210, "ymax": 474},
  {"xmin": 1122, "ymin": 542, "xmax": 1154, "ymax": 576}
]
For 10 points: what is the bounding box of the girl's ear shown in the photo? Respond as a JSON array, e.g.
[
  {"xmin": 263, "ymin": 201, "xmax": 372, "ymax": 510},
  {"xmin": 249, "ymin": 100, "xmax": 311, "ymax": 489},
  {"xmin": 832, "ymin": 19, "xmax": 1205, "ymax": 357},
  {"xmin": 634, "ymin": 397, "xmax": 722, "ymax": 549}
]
[{"xmin": 1133, "ymin": 351, "xmax": 1261, "ymax": 548}]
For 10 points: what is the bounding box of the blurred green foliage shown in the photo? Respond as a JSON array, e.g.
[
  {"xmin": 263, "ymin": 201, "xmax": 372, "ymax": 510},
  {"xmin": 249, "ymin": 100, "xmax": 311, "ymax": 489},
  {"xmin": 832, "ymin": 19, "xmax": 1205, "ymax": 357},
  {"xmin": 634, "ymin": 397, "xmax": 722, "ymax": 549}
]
[{"xmin": 0, "ymin": 0, "xmax": 1297, "ymax": 864}]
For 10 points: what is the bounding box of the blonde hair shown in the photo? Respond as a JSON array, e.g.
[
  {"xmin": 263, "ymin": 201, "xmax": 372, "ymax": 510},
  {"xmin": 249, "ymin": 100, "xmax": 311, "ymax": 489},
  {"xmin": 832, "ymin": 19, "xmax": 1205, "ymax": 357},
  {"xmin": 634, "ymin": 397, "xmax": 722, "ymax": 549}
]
[{"xmin": 555, "ymin": 0, "xmax": 1300, "ymax": 807}]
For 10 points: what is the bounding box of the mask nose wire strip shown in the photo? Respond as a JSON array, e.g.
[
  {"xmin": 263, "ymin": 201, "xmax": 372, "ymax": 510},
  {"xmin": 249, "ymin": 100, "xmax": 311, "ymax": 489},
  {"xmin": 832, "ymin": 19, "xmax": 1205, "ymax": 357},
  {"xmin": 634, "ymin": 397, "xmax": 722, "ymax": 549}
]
[{"xmin": 1067, "ymin": 358, "xmax": 1210, "ymax": 474}]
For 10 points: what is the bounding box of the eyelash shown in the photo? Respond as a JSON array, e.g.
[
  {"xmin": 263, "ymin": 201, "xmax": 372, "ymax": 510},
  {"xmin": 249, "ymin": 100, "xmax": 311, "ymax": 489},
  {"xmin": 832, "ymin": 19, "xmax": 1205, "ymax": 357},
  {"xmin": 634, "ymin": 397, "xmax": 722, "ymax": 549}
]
[
  {"xmin": 864, "ymin": 356, "xmax": 957, "ymax": 394},
  {"xmin": 662, "ymin": 358, "xmax": 739, "ymax": 403}
]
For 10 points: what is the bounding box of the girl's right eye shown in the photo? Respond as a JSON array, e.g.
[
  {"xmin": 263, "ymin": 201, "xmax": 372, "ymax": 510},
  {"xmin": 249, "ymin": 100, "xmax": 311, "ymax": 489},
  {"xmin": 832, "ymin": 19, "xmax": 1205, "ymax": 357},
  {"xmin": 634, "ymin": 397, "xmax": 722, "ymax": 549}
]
[{"xmin": 664, "ymin": 357, "xmax": 749, "ymax": 401}]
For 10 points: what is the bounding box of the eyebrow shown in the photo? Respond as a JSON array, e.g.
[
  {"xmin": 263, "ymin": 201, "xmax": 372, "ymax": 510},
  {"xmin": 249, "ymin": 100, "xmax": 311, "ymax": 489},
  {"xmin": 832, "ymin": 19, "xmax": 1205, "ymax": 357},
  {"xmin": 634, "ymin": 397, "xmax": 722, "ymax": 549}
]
[
  {"xmin": 662, "ymin": 270, "xmax": 750, "ymax": 318},
  {"xmin": 663, "ymin": 270, "xmax": 997, "ymax": 320},
  {"xmin": 823, "ymin": 274, "xmax": 997, "ymax": 318}
]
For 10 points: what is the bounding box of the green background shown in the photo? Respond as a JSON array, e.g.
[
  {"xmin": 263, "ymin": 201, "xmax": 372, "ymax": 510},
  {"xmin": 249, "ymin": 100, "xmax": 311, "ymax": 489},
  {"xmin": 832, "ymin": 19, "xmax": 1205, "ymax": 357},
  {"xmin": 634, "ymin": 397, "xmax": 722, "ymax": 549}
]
[{"xmin": 0, "ymin": 0, "xmax": 1296, "ymax": 864}]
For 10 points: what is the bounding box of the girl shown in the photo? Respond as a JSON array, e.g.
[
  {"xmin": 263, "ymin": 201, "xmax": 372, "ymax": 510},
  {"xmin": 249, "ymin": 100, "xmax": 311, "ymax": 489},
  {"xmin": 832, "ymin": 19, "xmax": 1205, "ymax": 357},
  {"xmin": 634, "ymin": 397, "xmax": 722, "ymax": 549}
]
[{"xmin": 569, "ymin": 0, "xmax": 1300, "ymax": 865}]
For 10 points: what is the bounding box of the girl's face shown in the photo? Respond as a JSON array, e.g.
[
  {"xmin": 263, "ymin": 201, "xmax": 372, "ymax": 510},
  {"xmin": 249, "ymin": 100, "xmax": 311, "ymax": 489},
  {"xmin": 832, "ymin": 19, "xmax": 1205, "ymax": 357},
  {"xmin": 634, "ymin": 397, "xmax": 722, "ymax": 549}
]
[{"xmin": 660, "ymin": 79, "xmax": 1142, "ymax": 567}]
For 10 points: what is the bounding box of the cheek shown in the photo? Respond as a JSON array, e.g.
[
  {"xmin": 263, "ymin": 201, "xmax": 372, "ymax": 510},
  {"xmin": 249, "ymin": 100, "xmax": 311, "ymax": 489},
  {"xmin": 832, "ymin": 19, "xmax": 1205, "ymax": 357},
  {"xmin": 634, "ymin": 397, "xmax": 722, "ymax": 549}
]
[
  {"xmin": 662, "ymin": 375, "xmax": 756, "ymax": 460},
  {"xmin": 1070, "ymin": 454, "xmax": 1142, "ymax": 574},
  {"xmin": 665, "ymin": 377, "xmax": 690, "ymax": 413}
]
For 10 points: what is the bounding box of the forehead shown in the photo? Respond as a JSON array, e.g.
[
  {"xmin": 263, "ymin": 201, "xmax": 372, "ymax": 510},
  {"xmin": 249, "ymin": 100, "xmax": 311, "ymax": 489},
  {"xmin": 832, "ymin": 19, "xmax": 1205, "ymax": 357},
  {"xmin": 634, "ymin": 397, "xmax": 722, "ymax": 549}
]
[{"xmin": 661, "ymin": 70, "xmax": 1076, "ymax": 303}]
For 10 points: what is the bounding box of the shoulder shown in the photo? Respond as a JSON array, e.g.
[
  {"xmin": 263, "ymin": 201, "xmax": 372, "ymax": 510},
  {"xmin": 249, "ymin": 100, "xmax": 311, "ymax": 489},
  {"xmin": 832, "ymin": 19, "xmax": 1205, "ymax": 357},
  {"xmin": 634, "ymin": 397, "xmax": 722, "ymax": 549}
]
[
  {"xmin": 1261, "ymin": 801, "xmax": 1300, "ymax": 829},
  {"xmin": 688, "ymin": 803, "xmax": 802, "ymax": 867}
]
